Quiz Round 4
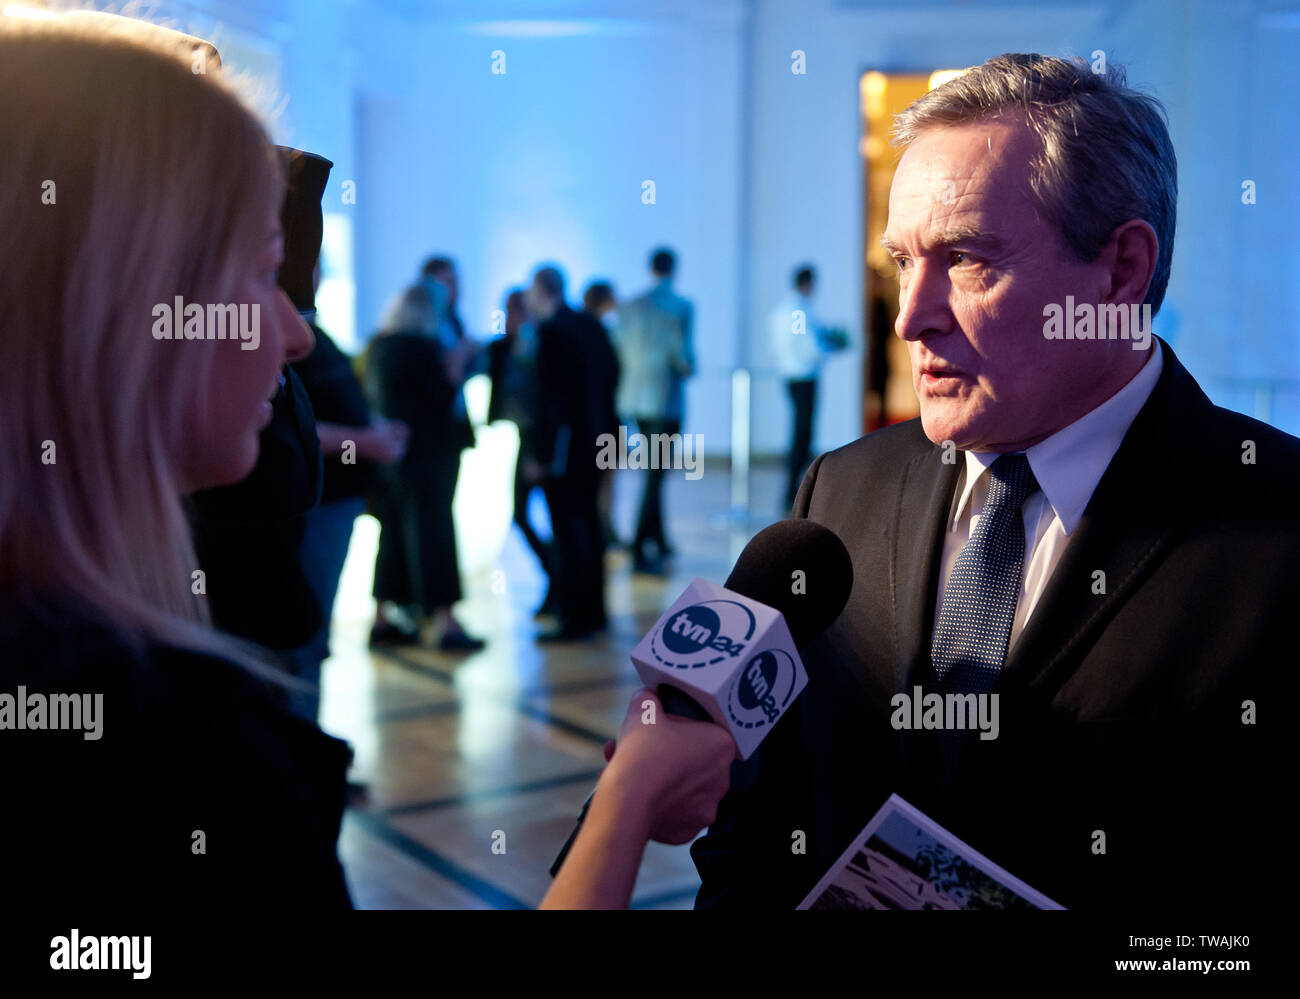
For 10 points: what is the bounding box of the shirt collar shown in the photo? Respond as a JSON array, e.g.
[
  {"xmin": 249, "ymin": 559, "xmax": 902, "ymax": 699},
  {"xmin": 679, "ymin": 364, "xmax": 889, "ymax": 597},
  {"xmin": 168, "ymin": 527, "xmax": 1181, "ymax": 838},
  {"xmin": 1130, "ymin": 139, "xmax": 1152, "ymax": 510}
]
[{"xmin": 950, "ymin": 339, "xmax": 1164, "ymax": 535}]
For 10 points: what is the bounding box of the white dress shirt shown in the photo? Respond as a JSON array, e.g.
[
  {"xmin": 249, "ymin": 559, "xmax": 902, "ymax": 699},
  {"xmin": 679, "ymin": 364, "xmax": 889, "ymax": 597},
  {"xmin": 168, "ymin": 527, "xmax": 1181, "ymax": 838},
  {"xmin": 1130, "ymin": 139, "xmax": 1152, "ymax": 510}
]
[
  {"xmin": 769, "ymin": 293, "xmax": 830, "ymax": 380},
  {"xmin": 933, "ymin": 340, "xmax": 1165, "ymax": 651}
]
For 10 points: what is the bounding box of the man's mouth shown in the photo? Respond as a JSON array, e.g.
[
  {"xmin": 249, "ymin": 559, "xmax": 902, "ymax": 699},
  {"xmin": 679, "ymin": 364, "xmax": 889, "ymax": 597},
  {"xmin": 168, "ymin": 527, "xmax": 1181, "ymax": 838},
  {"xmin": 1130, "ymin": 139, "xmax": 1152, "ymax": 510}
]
[{"xmin": 916, "ymin": 358, "xmax": 971, "ymax": 397}]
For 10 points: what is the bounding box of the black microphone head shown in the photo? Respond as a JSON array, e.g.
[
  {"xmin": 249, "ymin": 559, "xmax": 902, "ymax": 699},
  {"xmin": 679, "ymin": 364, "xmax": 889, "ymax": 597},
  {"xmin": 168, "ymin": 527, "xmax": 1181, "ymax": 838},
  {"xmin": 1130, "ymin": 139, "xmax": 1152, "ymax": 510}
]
[{"xmin": 724, "ymin": 518, "xmax": 853, "ymax": 647}]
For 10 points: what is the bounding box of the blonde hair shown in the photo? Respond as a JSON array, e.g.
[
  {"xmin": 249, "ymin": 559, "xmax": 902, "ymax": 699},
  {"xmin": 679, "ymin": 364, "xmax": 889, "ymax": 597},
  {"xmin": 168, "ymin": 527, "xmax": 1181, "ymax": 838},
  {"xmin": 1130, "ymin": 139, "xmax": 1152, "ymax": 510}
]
[
  {"xmin": 0, "ymin": 16, "xmax": 288, "ymax": 666},
  {"xmin": 380, "ymin": 283, "xmax": 439, "ymax": 337}
]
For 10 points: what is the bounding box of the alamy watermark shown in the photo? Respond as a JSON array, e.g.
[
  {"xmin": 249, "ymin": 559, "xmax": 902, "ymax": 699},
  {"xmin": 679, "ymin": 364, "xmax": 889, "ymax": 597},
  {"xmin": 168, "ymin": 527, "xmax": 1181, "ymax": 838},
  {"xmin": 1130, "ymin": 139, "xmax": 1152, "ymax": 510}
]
[
  {"xmin": 0, "ymin": 686, "xmax": 103, "ymax": 740},
  {"xmin": 50, "ymin": 930, "xmax": 150, "ymax": 979},
  {"xmin": 1042, "ymin": 296, "xmax": 1151, "ymax": 351},
  {"xmin": 890, "ymin": 685, "xmax": 999, "ymax": 740},
  {"xmin": 151, "ymin": 296, "xmax": 260, "ymax": 350},
  {"xmin": 596, "ymin": 425, "xmax": 703, "ymax": 480}
]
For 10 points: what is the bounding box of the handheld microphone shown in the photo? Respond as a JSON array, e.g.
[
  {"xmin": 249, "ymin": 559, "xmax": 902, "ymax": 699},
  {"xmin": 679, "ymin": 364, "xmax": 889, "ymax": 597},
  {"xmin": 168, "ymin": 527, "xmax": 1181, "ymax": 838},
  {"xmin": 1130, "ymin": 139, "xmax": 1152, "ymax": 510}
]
[{"xmin": 549, "ymin": 518, "xmax": 852, "ymax": 877}]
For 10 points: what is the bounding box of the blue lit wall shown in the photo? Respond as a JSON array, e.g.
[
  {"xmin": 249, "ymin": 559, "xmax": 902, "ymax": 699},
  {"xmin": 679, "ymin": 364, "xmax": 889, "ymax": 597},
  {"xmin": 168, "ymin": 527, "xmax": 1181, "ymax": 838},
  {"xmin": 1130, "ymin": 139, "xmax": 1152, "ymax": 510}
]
[{"xmin": 132, "ymin": 0, "xmax": 1300, "ymax": 451}]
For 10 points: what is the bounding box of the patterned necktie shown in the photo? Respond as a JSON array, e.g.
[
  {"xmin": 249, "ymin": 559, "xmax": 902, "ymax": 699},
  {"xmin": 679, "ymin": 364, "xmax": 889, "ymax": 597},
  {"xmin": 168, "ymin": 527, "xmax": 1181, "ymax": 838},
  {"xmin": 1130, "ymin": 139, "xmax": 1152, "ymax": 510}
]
[{"xmin": 930, "ymin": 454, "xmax": 1037, "ymax": 776}]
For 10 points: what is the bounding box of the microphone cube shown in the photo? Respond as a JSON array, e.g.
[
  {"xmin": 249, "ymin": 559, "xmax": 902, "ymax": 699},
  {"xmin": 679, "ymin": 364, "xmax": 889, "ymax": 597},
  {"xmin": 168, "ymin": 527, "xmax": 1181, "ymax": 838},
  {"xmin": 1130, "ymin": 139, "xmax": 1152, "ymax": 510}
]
[{"xmin": 629, "ymin": 578, "xmax": 807, "ymax": 760}]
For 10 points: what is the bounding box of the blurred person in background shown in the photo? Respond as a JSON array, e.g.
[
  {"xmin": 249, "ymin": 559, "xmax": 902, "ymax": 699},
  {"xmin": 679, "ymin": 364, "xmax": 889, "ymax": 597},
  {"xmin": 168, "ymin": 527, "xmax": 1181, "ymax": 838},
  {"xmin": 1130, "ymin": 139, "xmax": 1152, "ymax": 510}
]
[
  {"xmin": 583, "ymin": 279, "xmax": 618, "ymax": 324},
  {"xmin": 364, "ymin": 282, "xmax": 483, "ymax": 652},
  {"xmin": 488, "ymin": 288, "xmax": 555, "ymax": 615},
  {"xmin": 526, "ymin": 265, "xmax": 609, "ymax": 641},
  {"xmin": 582, "ymin": 279, "xmax": 622, "ymax": 552},
  {"xmin": 612, "ymin": 247, "xmax": 694, "ymax": 574},
  {"xmin": 422, "ymin": 256, "xmax": 466, "ymax": 339},
  {"xmin": 769, "ymin": 264, "xmax": 849, "ymax": 510}
]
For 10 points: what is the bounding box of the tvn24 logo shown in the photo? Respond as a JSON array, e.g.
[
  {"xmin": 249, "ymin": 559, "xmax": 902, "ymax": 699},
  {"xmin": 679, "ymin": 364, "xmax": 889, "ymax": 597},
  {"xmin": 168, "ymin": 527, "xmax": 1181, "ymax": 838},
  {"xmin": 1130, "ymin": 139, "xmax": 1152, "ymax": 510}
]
[
  {"xmin": 728, "ymin": 648, "xmax": 798, "ymax": 730},
  {"xmin": 650, "ymin": 601, "xmax": 756, "ymax": 670}
]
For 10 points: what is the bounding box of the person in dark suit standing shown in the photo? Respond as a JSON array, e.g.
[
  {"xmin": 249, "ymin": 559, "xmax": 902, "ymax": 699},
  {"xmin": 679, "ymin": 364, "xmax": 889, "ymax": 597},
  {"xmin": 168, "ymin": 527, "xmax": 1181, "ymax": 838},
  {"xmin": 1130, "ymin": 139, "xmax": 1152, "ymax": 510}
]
[
  {"xmin": 583, "ymin": 280, "xmax": 623, "ymax": 552},
  {"xmin": 526, "ymin": 265, "xmax": 612, "ymax": 641},
  {"xmin": 692, "ymin": 53, "xmax": 1290, "ymax": 912},
  {"xmin": 488, "ymin": 288, "xmax": 557, "ymax": 614}
]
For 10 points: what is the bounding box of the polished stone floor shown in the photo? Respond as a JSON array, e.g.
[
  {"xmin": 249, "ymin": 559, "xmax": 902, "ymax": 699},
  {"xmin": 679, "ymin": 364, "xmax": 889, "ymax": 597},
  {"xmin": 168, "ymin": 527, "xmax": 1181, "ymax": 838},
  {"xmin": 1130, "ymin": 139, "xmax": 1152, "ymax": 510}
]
[{"xmin": 319, "ymin": 460, "xmax": 791, "ymax": 909}]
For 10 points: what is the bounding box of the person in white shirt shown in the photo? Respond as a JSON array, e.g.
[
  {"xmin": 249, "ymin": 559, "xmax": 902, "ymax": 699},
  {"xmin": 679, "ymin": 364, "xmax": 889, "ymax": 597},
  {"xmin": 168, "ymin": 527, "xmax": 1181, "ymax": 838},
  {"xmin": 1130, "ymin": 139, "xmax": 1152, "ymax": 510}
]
[
  {"xmin": 613, "ymin": 248, "xmax": 695, "ymax": 572},
  {"xmin": 768, "ymin": 264, "xmax": 847, "ymax": 508}
]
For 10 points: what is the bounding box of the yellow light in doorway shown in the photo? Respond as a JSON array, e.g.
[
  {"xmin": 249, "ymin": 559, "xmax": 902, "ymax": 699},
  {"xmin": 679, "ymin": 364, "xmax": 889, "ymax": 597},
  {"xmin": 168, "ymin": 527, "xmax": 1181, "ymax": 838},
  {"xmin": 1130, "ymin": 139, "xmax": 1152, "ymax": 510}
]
[{"xmin": 928, "ymin": 69, "xmax": 967, "ymax": 91}]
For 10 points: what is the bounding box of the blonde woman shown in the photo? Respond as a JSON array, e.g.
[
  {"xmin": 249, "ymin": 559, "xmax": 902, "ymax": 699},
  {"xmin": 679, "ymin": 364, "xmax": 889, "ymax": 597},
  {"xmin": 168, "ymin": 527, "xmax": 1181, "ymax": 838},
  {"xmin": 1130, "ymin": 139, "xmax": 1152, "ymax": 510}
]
[
  {"xmin": 0, "ymin": 16, "xmax": 349, "ymax": 910},
  {"xmin": 0, "ymin": 13, "xmax": 738, "ymax": 915}
]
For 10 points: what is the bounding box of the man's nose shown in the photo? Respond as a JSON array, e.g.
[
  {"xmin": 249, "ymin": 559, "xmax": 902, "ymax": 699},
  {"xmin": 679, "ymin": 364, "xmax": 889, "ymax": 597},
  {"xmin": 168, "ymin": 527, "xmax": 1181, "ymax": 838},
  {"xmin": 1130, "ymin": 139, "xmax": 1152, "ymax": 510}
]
[{"xmin": 894, "ymin": 261, "xmax": 954, "ymax": 341}]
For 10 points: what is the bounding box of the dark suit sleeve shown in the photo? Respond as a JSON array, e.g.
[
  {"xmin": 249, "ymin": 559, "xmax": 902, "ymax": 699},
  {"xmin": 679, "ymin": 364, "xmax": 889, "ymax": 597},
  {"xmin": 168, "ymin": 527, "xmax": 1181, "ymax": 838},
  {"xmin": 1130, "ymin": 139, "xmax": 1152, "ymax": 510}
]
[
  {"xmin": 535, "ymin": 318, "xmax": 587, "ymax": 471},
  {"xmin": 375, "ymin": 336, "xmax": 458, "ymax": 431},
  {"xmin": 486, "ymin": 337, "xmax": 507, "ymax": 425},
  {"xmin": 534, "ymin": 328, "xmax": 562, "ymax": 467},
  {"xmin": 690, "ymin": 699, "xmax": 818, "ymax": 909},
  {"xmin": 691, "ymin": 452, "xmax": 829, "ymax": 909}
]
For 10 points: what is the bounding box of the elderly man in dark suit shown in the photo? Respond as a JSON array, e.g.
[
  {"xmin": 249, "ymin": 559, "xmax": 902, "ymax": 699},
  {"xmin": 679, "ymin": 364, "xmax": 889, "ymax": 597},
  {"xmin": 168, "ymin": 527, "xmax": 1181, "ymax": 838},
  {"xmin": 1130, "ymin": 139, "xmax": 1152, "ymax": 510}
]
[{"xmin": 692, "ymin": 53, "xmax": 1292, "ymax": 911}]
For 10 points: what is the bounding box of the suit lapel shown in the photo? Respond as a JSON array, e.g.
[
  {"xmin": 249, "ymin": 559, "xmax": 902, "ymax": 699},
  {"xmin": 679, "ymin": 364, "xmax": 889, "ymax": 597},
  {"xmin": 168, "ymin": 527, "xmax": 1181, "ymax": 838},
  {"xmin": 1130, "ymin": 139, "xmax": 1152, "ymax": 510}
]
[
  {"xmin": 891, "ymin": 444, "xmax": 960, "ymax": 693},
  {"xmin": 1000, "ymin": 341, "xmax": 1204, "ymax": 696}
]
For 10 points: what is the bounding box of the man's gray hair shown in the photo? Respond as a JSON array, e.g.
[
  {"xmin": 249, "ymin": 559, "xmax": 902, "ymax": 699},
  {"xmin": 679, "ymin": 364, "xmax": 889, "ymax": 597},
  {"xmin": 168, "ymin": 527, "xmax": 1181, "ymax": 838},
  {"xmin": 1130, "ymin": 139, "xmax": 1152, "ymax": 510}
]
[{"xmin": 892, "ymin": 53, "xmax": 1177, "ymax": 314}]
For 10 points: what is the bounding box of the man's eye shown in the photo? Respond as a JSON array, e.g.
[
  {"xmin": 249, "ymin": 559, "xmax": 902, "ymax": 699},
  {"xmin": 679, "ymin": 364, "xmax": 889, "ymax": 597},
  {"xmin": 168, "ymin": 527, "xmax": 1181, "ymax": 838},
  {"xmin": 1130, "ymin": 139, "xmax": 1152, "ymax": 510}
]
[
  {"xmin": 894, "ymin": 256, "xmax": 910, "ymax": 271},
  {"xmin": 951, "ymin": 251, "xmax": 976, "ymax": 267}
]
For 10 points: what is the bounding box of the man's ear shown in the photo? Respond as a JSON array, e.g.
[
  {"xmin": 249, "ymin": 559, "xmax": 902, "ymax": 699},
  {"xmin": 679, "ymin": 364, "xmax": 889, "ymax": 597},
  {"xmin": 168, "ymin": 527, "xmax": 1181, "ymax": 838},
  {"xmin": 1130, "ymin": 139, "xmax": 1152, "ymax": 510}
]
[{"xmin": 1103, "ymin": 219, "xmax": 1159, "ymax": 306}]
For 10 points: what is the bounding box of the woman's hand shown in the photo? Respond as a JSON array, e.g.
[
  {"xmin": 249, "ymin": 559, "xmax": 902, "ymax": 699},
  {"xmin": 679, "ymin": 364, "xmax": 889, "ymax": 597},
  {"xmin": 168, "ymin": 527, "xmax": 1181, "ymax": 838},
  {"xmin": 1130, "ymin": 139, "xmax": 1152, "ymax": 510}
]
[
  {"xmin": 538, "ymin": 689, "xmax": 737, "ymax": 909},
  {"xmin": 599, "ymin": 688, "xmax": 737, "ymax": 845}
]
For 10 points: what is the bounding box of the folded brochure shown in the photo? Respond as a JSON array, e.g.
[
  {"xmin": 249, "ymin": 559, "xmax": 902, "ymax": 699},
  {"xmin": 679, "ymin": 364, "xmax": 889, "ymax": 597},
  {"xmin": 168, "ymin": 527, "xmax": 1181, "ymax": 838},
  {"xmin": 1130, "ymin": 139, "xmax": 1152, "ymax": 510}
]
[{"xmin": 798, "ymin": 794, "xmax": 1065, "ymax": 909}]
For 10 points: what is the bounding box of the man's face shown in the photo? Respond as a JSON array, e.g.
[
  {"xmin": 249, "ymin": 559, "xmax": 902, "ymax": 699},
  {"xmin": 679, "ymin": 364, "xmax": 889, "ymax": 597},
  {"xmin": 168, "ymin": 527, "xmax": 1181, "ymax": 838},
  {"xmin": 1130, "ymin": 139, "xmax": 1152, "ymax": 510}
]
[
  {"xmin": 883, "ymin": 115, "xmax": 1119, "ymax": 452},
  {"xmin": 505, "ymin": 294, "xmax": 526, "ymax": 334},
  {"xmin": 524, "ymin": 279, "xmax": 555, "ymax": 322},
  {"xmin": 432, "ymin": 265, "xmax": 458, "ymax": 307}
]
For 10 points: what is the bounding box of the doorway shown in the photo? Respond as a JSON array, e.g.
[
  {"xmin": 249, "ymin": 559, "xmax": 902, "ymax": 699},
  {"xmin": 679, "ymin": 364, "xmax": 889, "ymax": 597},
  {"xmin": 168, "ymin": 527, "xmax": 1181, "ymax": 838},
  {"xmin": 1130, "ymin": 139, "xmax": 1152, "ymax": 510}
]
[{"xmin": 859, "ymin": 69, "xmax": 964, "ymax": 434}]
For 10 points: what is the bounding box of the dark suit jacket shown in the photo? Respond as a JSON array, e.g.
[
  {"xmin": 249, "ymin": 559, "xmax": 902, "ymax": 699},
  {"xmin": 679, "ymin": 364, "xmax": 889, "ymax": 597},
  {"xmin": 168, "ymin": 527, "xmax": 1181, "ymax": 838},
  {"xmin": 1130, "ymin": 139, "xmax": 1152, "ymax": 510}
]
[
  {"xmin": 535, "ymin": 305, "xmax": 618, "ymax": 481},
  {"xmin": 692, "ymin": 339, "xmax": 1291, "ymax": 910},
  {"xmin": 363, "ymin": 329, "xmax": 475, "ymax": 467},
  {"xmin": 2, "ymin": 592, "xmax": 353, "ymax": 913}
]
